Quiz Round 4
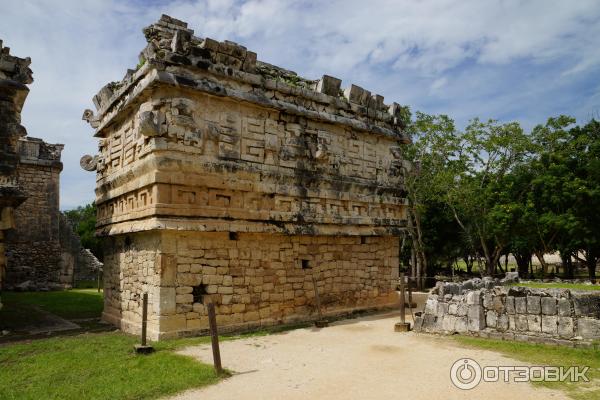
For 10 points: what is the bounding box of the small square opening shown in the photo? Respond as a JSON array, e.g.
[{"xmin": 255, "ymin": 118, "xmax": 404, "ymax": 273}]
[
  {"xmin": 301, "ymin": 259, "xmax": 312, "ymax": 269},
  {"xmin": 192, "ymin": 284, "xmax": 207, "ymax": 304},
  {"xmin": 360, "ymin": 236, "xmax": 367, "ymax": 244},
  {"xmin": 229, "ymin": 232, "xmax": 238, "ymax": 241}
]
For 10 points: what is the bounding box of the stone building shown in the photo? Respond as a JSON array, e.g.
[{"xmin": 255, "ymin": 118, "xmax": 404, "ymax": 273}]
[
  {"xmin": 4, "ymin": 136, "xmax": 67, "ymax": 288},
  {"xmin": 0, "ymin": 41, "xmax": 32, "ymax": 308},
  {"xmin": 0, "ymin": 41, "xmax": 100, "ymax": 298},
  {"xmin": 82, "ymin": 15, "xmax": 411, "ymax": 339}
]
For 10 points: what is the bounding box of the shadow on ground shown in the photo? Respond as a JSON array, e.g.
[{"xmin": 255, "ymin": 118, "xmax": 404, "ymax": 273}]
[{"xmin": 0, "ymin": 289, "xmax": 112, "ymax": 344}]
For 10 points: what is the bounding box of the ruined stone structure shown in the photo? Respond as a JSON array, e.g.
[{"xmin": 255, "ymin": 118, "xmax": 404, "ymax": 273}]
[
  {"xmin": 415, "ymin": 279, "xmax": 600, "ymax": 346},
  {"xmin": 0, "ymin": 42, "xmax": 99, "ymax": 297},
  {"xmin": 82, "ymin": 15, "xmax": 410, "ymax": 339},
  {"xmin": 4, "ymin": 137, "xmax": 66, "ymax": 288},
  {"xmin": 0, "ymin": 41, "xmax": 33, "ymax": 308}
]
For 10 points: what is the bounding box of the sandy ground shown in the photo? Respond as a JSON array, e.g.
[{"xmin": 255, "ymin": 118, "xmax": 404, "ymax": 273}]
[{"xmin": 167, "ymin": 313, "xmax": 567, "ymax": 400}]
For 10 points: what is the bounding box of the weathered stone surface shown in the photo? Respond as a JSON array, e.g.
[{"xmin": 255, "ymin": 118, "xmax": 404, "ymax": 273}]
[
  {"xmin": 572, "ymin": 293, "xmax": 600, "ymax": 318},
  {"xmin": 558, "ymin": 317, "xmax": 574, "ymax": 339},
  {"xmin": 541, "ymin": 297, "xmax": 557, "ymax": 315},
  {"xmin": 497, "ymin": 313, "xmax": 509, "ymax": 332},
  {"xmin": 467, "ymin": 305, "xmax": 485, "ymax": 331},
  {"xmin": 577, "ymin": 318, "xmax": 600, "ymax": 339},
  {"xmin": 455, "ymin": 316, "xmax": 468, "ymax": 333},
  {"xmin": 515, "ymin": 314, "xmax": 528, "ymax": 331},
  {"xmin": 541, "ymin": 315, "xmax": 558, "ymax": 335},
  {"xmin": 515, "ymin": 296, "xmax": 527, "ymax": 314},
  {"xmin": 506, "ymin": 296, "xmax": 515, "ymax": 314},
  {"xmin": 558, "ymin": 298, "xmax": 572, "ymax": 317},
  {"xmin": 85, "ymin": 15, "xmax": 409, "ymax": 339},
  {"xmin": 466, "ymin": 290, "xmax": 481, "ymax": 305},
  {"xmin": 527, "ymin": 314, "xmax": 542, "ymax": 332},
  {"xmin": 527, "ymin": 295, "xmax": 541, "ymax": 314},
  {"xmin": 486, "ymin": 310, "xmax": 498, "ymax": 329}
]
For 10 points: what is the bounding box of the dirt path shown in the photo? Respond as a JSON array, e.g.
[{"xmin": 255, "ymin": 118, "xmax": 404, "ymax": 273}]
[{"xmin": 167, "ymin": 313, "xmax": 567, "ymax": 400}]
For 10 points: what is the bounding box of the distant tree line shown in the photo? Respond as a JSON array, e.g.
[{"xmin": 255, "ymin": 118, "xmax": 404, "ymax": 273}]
[{"xmin": 402, "ymin": 113, "xmax": 600, "ymax": 284}]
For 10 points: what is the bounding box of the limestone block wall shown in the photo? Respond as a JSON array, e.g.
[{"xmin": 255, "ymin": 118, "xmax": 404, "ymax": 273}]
[
  {"xmin": 103, "ymin": 231, "xmax": 399, "ymax": 340},
  {"xmin": 5, "ymin": 137, "xmax": 66, "ymax": 289},
  {"xmin": 414, "ymin": 279, "xmax": 600, "ymax": 346}
]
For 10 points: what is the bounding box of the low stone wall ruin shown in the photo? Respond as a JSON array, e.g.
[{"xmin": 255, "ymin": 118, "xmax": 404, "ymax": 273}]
[{"xmin": 414, "ymin": 278, "xmax": 600, "ymax": 346}]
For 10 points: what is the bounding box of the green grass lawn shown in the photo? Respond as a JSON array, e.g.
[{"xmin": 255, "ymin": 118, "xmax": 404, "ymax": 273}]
[
  {"xmin": 1, "ymin": 289, "xmax": 104, "ymax": 320},
  {"xmin": 0, "ymin": 332, "xmax": 221, "ymax": 400},
  {"xmin": 455, "ymin": 336, "xmax": 600, "ymax": 400},
  {"xmin": 0, "ymin": 289, "xmax": 230, "ymax": 399},
  {"xmin": 510, "ymin": 282, "xmax": 600, "ymax": 291}
]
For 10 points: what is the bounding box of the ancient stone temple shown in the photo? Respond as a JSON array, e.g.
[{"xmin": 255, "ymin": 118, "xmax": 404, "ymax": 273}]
[
  {"xmin": 82, "ymin": 15, "xmax": 411, "ymax": 339},
  {"xmin": 0, "ymin": 42, "xmax": 96, "ymax": 296},
  {"xmin": 4, "ymin": 136, "xmax": 67, "ymax": 288},
  {"xmin": 0, "ymin": 41, "xmax": 33, "ymax": 308}
]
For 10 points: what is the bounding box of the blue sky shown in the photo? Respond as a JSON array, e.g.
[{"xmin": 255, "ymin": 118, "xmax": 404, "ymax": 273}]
[{"xmin": 1, "ymin": 0, "xmax": 599, "ymax": 209}]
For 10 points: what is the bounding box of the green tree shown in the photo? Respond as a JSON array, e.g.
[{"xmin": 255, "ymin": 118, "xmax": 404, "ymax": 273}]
[{"xmin": 63, "ymin": 203, "xmax": 102, "ymax": 261}]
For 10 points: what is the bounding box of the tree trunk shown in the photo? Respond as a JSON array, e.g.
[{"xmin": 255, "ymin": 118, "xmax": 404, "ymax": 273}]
[
  {"xmin": 534, "ymin": 251, "xmax": 548, "ymax": 278},
  {"xmin": 561, "ymin": 253, "xmax": 574, "ymax": 280},
  {"xmin": 463, "ymin": 255, "xmax": 473, "ymax": 275},
  {"xmin": 514, "ymin": 252, "xmax": 531, "ymax": 278},
  {"xmin": 586, "ymin": 250, "xmax": 597, "ymax": 284}
]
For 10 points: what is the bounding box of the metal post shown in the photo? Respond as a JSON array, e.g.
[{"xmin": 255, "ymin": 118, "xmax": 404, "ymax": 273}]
[{"xmin": 207, "ymin": 302, "xmax": 223, "ymax": 375}]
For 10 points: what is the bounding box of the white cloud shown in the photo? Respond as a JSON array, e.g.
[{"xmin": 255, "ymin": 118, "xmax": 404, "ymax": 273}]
[{"xmin": 1, "ymin": 0, "xmax": 599, "ymax": 208}]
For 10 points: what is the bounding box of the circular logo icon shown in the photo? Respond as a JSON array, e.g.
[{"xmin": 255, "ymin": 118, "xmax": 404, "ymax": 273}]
[{"xmin": 450, "ymin": 358, "xmax": 482, "ymax": 390}]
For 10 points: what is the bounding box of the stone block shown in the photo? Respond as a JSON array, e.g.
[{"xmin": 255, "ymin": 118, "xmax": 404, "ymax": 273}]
[
  {"xmin": 175, "ymin": 293, "xmax": 193, "ymax": 304},
  {"xmin": 467, "ymin": 305, "xmax": 485, "ymax": 331},
  {"xmin": 154, "ymin": 286, "xmax": 176, "ymax": 315},
  {"xmin": 158, "ymin": 315, "xmax": 187, "ymax": 332},
  {"xmin": 497, "ymin": 314, "xmax": 509, "ymax": 331},
  {"xmin": 441, "ymin": 315, "xmax": 457, "ymax": 332},
  {"xmin": 527, "ymin": 295, "xmax": 541, "ymax": 314},
  {"xmin": 541, "ymin": 315, "xmax": 558, "ymax": 335},
  {"xmin": 557, "ymin": 298, "xmax": 572, "ymax": 317},
  {"xmin": 441, "ymin": 283, "xmax": 460, "ymax": 297},
  {"xmin": 506, "ymin": 296, "xmax": 515, "ymax": 314},
  {"xmin": 577, "ymin": 317, "xmax": 600, "ymax": 339},
  {"xmin": 527, "ymin": 314, "xmax": 542, "ymax": 332},
  {"xmin": 452, "ymin": 317, "xmax": 466, "ymax": 333},
  {"xmin": 448, "ymin": 303, "xmax": 459, "ymax": 315},
  {"xmin": 316, "ymin": 75, "xmax": 342, "ymax": 97},
  {"xmin": 466, "ymin": 290, "xmax": 481, "ymax": 305},
  {"xmin": 558, "ymin": 317, "xmax": 574, "ymax": 339},
  {"xmin": 436, "ymin": 302, "xmax": 449, "ymax": 319},
  {"xmin": 508, "ymin": 315, "xmax": 516, "ymax": 330},
  {"xmin": 492, "ymin": 295, "xmax": 505, "ymax": 313},
  {"xmin": 486, "ymin": 310, "xmax": 498, "ymax": 329},
  {"xmin": 541, "ymin": 297, "xmax": 557, "ymax": 315},
  {"xmin": 483, "ymin": 293, "xmax": 494, "ymax": 309},
  {"xmin": 456, "ymin": 304, "xmax": 468, "ymax": 317},
  {"xmin": 422, "ymin": 314, "xmax": 438, "ymax": 332},
  {"xmin": 515, "ymin": 297, "xmax": 527, "ymax": 314},
  {"xmin": 572, "ymin": 293, "xmax": 600, "ymax": 318}
]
